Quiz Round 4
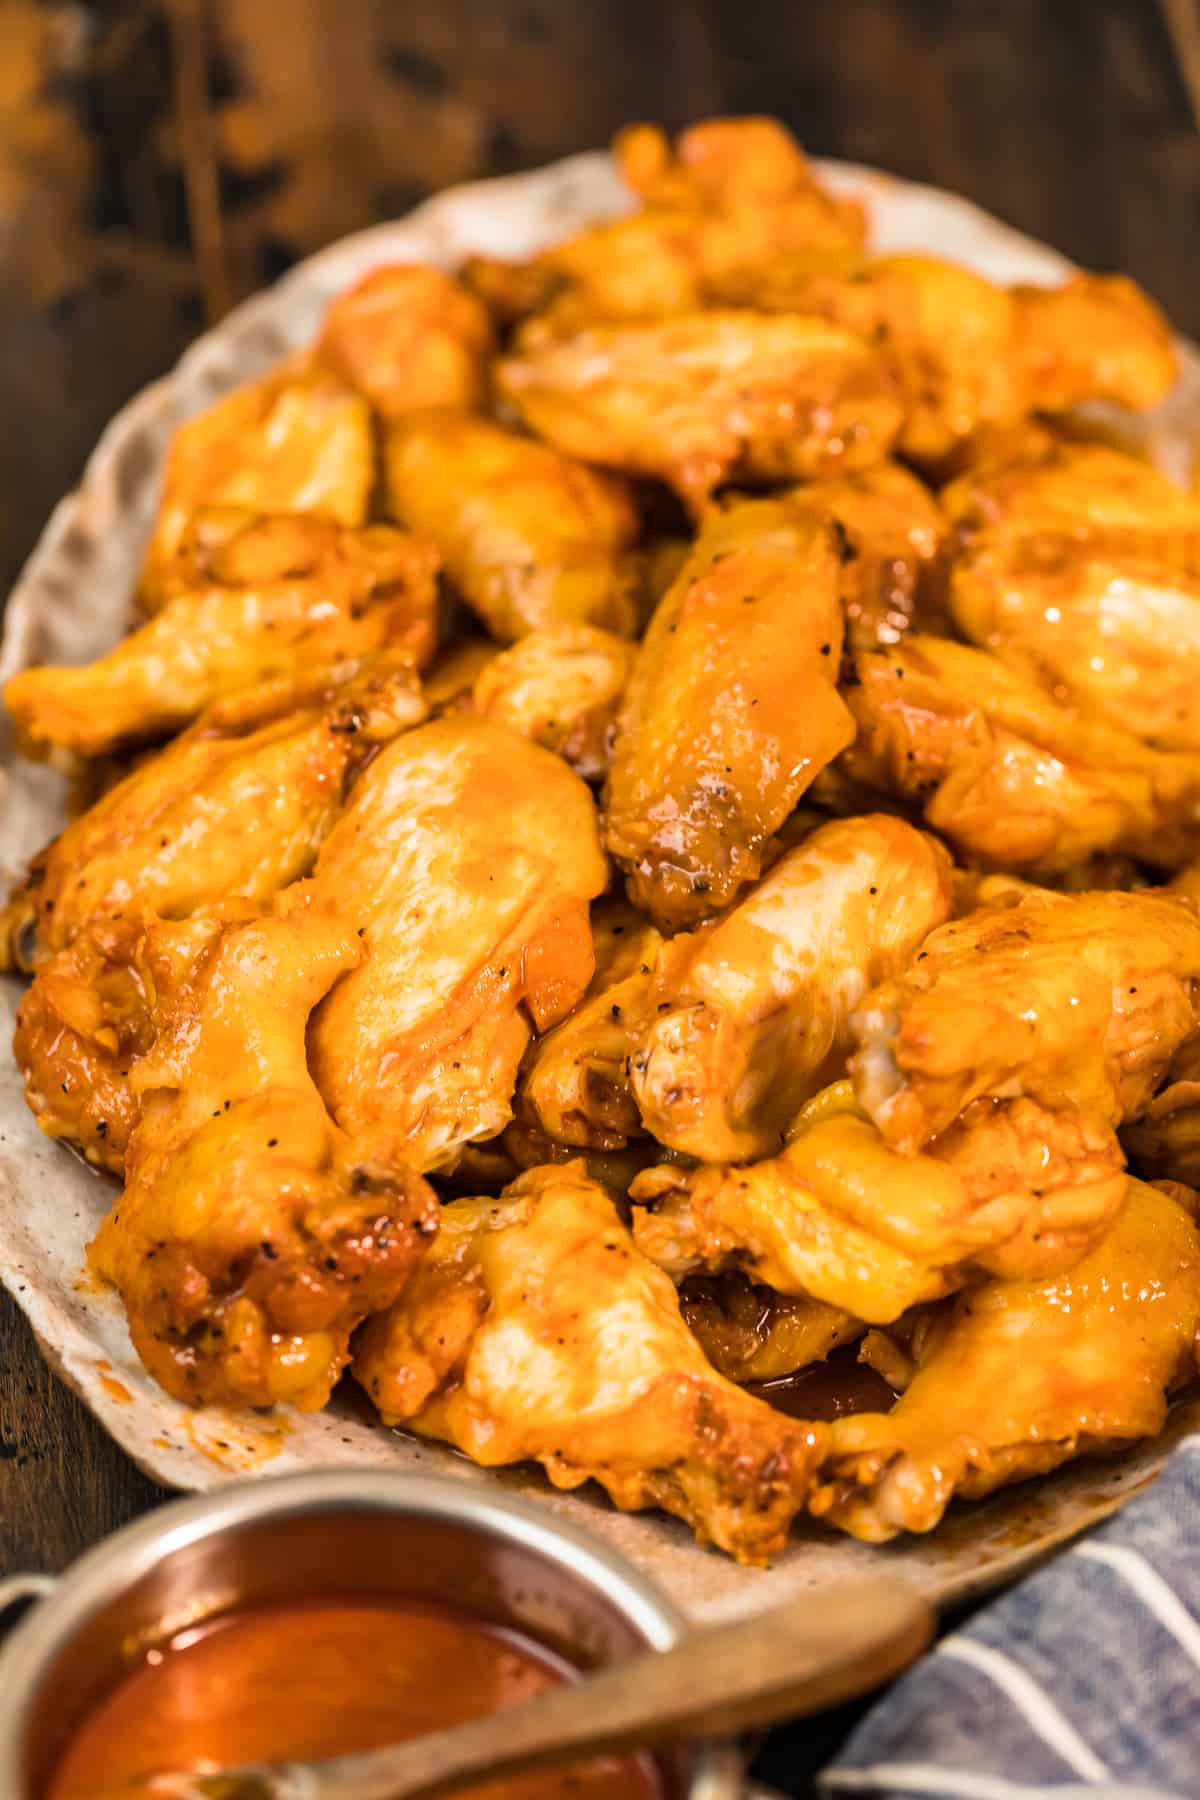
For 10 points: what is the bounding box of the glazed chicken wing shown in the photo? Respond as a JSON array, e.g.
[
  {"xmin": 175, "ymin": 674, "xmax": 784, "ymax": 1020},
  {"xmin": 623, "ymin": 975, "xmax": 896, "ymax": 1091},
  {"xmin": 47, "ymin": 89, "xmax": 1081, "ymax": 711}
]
[
  {"xmin": 713, "ymin": 254, "xmax": 1176, "ymax": 463},
  {"xmin": 138, "ymin": 358, "xmax": 373, "ymax": 608},
  {"xmin": 633, "ymin": 815, "xmax": 953, "ymax": 1163},
  {"xmin": 353, "ymin": 1162, "xmax": 827, "ymax": 1564},
  {"xmin": 631, "ymin": 1092, "xmax": 1126, "ymax": 1322},
  {"xmin": 838, "ymin": 633, "xmax": 1200, "ymax": 874},
  {"xmin": 1122, "ymin": 1033, "xmax": 1200, "ymax": 1188},
  {"xmin": 498, "ymin": 312, "xmax": 902, "ymax": 515},
  {"xmin": 605, "ymin": 499, "xmax": 853, "ymax": 930},
  {"xmin": 680, "ymin": 1273, "xmax": 862, "ymax": 1384},
  {"xmin": 306, "ymin": 717, "xmax": 607, "ymax": 1172},
  {"xmin": 5, "ymin": 514, "xmax": 438, "ymax": 758},
  {"xmin": 465, "ymin": 115, "xmax": 864, "ymax": 330},
  {"xmin": 785, "ymin": 462, "xmax": 947, "ymax": 648},
  {"xmin": 89, "ymin": 908, "xmax": 438, "ymax": 1409},
  {"xmin": 469, "ymin": 625, "xmax": 636, "ymax": 780},
  {"xmin": 316, "ymin": 265, "xmax": 494, "ymax": 418},
  {"xmin": 385, "ymin": 412, "xmax": 641, "ymax": 640},
  {"xmin": 852, "ymin": 887, "xmax": 1200, "ymax": 1152},
  {"xmin": 810, "ymin": 1178, "xmax": 1200, "ymax": 1541},
  {"xmin": 945, "ymin": 441, "xmax": 1200, "ymax": 749},
  {"xmin": 1, "ymin": 658, "xmax": 426, "ymax": 971},
  {"xmin": 516, "ymin": 901, "xmax": 663, "ymax": 1150}
]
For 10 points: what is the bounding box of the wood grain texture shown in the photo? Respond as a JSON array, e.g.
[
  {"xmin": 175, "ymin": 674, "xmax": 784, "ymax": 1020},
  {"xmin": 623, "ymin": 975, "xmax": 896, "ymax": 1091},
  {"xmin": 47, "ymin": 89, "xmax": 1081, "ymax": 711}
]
[{"xmin": 0, "ymin": 5, "xmax": 1197, "ymax": 1793}]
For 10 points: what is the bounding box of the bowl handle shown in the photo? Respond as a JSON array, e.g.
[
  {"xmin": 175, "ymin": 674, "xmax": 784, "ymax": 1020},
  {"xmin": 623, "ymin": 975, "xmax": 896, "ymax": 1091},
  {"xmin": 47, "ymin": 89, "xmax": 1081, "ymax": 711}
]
[{"xmin": 0, "ymin": 1572, "xmax": 57, "ymax": 1633}]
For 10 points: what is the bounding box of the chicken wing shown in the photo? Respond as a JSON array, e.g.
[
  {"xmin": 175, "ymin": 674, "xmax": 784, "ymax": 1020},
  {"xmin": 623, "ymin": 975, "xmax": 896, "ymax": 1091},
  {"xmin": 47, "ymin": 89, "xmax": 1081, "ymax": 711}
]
[
  {"xmin": 632, "ymin": 815, "xmax": 953, "ymax": 1163},
  {"xmin": 316, "ymin": 265, "xmax": 494, "ymax": 418},
  {"xmin": 605, "ymin": 499, "xmax": 853, "ymax": 930},
  {"xmin": 680, "ymin": 1273, "xmax": 862, "ymax": 1384},
  {"xmin": 353, "ymin": 1162, "xmax": 827, "ymax": 1564},
  {"xmin": 385, "ymin": 412, "xmax": 641, "ymax": 640},
  {"xmin": 713, "ymin": 254, "xmax": 1176, "ymax": 463},
  {"xmin": 5, "ymin": 514, "xmax": 438, "ymax": 758},
  {"xmin": 89, "ymin": 909, "xmax": 437, "ymax": 1409},
  {"xmin": 1, "ymin": 657, "xmax": 426, "ymax": 971},
  {"xmin": 810, "ymin": 1178, "xmax": 1200, "ymax": 1540},
  {"xmin": 851, "ymin": 887, "xmax": 1200, "ymax": 1151},
  {"xmin": 138, "ymin": 357, "xmax": 373, "ymax": 608},
  {"xmin": 497, "ymin": 312, "xmax": 903, "ymax": 515},
  {"xmin": 516, "ymin": 903, "xmax": 663, "ymax": 1150},
  {"xmin": 785, "ymin": 462, "xmax": 947, "ymax": 648},
  {"xmin": 470, "ymin": 625, "xmax": 636, "ymax": 780},
  {"xmin": 838, "ymin": 633, "xmax": 1200, "ymax": 874},
  {"xmin": 1122, "ymin": 1033, "xmax": 1200, "ymax": 1188},
  {"xmin": 944, "ymin": 441, "xmax": 1200, "ymax": 749},
  {"xmin": 631, "ymin": 1093, "xmax": 1126, "ymax": 1321},
  {"xmin": 465, "ymin": 115, "xmax": 864, "ymax": 331},
  {"xmin": 305, "ymin": 717, "xmax": 608, "ymax": 1172}
]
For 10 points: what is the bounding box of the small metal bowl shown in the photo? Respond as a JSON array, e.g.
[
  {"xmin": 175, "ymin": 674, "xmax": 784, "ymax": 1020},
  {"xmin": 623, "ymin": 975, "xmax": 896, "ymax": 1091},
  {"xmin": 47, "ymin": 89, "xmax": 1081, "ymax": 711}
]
[{"xmin": 0, "ymin": 1470, "xmax": 746, "ymax": 1798}]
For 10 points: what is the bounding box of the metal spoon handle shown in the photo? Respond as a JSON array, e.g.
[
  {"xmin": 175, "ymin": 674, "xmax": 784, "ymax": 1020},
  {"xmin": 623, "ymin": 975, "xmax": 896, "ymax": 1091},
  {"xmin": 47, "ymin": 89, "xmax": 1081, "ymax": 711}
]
[{"xmin": 246, "ymin": 1574, "xmax": 932, "ymax": 1800}]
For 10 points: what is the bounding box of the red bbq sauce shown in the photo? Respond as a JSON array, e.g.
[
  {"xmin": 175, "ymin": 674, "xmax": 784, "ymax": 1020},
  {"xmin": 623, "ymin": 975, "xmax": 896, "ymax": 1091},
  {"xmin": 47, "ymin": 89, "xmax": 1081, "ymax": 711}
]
[{"xmin": 46, "ymin": 1598, "xmax": 666, "ymax": 1800}]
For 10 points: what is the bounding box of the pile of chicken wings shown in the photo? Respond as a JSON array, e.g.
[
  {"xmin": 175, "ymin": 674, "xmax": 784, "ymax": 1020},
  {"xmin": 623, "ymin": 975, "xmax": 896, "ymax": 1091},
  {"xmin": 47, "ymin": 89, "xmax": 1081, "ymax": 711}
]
[{"xmin": 5, "ymin": 116, "xmax": 1200, "ymax": 1566}]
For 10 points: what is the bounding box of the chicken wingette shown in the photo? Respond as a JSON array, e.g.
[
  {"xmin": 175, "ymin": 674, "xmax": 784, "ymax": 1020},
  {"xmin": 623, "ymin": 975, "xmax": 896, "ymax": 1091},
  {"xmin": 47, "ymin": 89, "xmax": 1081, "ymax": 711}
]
[
  {"xmin": 353, "ymin": 1162, "xmax": 827, "ymax": 1565},
  {"xmin": 712, "ymin": 253, "xmax": 1176, "ymax": 462},
  {"xmin": 305, "ymin": 716, "xmax": 608, "ymax": 1173},
  {"xmin": 5, "ymin": 514, "xmax": 438, "ymax": 757},
  {"xmin": 851, "ymin": 886, "xmax": 1200, "ymax": 1152},
  {"xmin": 89, "ymin": 908, "xmax": 438, "ymax": 1409},
  {"xmin": 605, "ymin": 499, "xmax": 853, "ymax": 930},
  {"xmin": 137, "ymin": 358, "xmax": 373, "ymax": 608},
  {"xmin": 465, "ymin": 115, "xmax": 864, "ymax": 330},
  {"xmin": 680, "ymin": 1273, "xmax": 862, "ymax": 1384},
  {"xmin": 810, "ymin": 1178, "xmax": 1200, "ymax": 1541},
  {"xmin": 385, "ymin": 412, "xmax": 642, "ymax": 640},
  {"xmin": 498, "ymin": 312, "xmax": 903, "ymax": 515},
  {"xmin": 470, "ymin": 625, "xmax": 636, "ymax": 780},
  {"xmin": 633, "ymin": 814, "xmax": 953, "ymax": 1163},
  {"xmin": 945, "ymin": 440, "xmax": 1200, "ymax": 750},
  {"xmin": 1, "ymin": 658, "xmax": 426, "ymax": 971},
  {"xmin": 630, "ymin": 1090, "xmax": 1126, "ymax": 1321},
  {"xmin": 316, "ymin": 264, "xmax": 494, "ymax": 418},
  {"xmin": 837, "ymin": 633, "xmax": 1200, "ymax": 875}
]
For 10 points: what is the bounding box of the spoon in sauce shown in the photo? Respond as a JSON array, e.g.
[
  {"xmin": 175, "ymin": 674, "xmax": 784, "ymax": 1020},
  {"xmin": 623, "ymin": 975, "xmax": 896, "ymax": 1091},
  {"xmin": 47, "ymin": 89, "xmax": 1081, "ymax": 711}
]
[{"xmin": 96, "ymin": 1573, "xmax": 932, "ymax": 1800}]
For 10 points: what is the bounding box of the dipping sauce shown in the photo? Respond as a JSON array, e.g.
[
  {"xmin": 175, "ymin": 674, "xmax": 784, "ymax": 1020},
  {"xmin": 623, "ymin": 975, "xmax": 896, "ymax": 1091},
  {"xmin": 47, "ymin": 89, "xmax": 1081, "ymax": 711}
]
[{"xmin": 46, "ymin": 1598, "xmax": 665, "ymax": 1800}]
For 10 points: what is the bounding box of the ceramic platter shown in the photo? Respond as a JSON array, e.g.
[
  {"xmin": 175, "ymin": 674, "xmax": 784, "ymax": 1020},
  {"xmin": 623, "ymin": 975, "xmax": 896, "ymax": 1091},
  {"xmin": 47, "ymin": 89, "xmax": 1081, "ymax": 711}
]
[{"xmin": 3, "ymin": 151, "xmax": 1200, "ymax": 1623}]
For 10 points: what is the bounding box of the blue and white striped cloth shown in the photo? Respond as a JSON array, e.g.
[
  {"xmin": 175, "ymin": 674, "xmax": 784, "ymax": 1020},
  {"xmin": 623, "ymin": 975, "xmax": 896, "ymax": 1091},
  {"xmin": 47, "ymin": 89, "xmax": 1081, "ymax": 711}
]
[{"xmin": 822, "ymin": 1439, "xmax": 1200, "ymax": 1800}]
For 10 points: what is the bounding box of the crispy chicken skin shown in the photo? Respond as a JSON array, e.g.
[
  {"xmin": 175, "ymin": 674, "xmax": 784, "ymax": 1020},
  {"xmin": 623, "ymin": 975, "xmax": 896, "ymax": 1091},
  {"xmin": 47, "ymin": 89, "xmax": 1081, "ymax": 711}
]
[
  {"xmin": 316, "ymin": 265, "xmax": 494, "ymax": 418},
  {"xmin": 353, "ymin": 1162, "xmax": 827, "ymax": 1564},
  {"xmin": 306, "ymin": 717, "xmax": 607, "ymax": 1173},
  {"xmin": 713, "ymin": 254, "xmax": 1176, "ymax": 462},
  {"xmin": 681, "ymin": 1273, "xmax": 862, "ymax": 1384},
  {"xmin": 944, "ymin": 441, "xmax": 1200, "ymax": 750},
  {"xmin": 811, "ymin": 1178, "xmax": 1200, "ymax": 1541},
  {"xmin": 137, "ymin": 358, "xmax": 373, "ymax": 608},
  {"xmin": 5, "ymin": 515, "xmax": 439, "ymax": 758},
  {"xmin": 852, "ymin": 887, "xmax": 1200, "ymax": 1152},
  {"xmin": 1, "ymin": 659, "xmax": 426, "ymax": 972},
  {"xmin": 470, "ymin": 625, "xmax": 636, "ymax": 780},
  {"xmin": 89, "ymin": 909, "xmax": 438, "ymax": 1409},
  {"xmin": 605, "ymin": 500, "xmax": 853, "ymax": 931},
  {"xmin": 631, "ymin": 1093, "xmax": 1127, "ymax": 1321},
  {"xmin": 785, "ymin": 463, "xmax": 947, "ymax": 648},
  {"xmin": 516, "ymin": 902, "xmax": 663, "ymax": 1151},
  {"xmin": 838, "ymin": 634, "xmax": 1200, "ymax": 875},
  {"xmin": 498, "ymin": 312, "xmax": 903, "ymax": 516},
  {"xmin": 465, "ymin": 116, "xmax": 864, "ymax": 330},
  {"xmin": 633, "ymin": 815, "xmax": 953, "ymax": 1163},
  {"xmin": 386, "ymin": 412, "xmax": 641, "ymax": 640}
]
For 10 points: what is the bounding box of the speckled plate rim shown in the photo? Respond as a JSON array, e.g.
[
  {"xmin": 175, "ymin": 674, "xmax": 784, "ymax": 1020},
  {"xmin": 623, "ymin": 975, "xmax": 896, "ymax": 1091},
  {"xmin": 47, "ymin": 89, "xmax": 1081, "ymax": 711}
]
[{"xmin": 2, "ymin": 149, "xmax": 1198, "ymax": 1623}]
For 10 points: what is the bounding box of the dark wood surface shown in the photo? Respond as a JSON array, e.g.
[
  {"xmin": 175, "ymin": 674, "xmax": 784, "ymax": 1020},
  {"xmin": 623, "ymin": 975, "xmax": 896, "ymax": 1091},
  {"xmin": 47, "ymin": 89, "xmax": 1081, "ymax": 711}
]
[{"xmin": 1, "ymin": 3, "xmax": 1198, "ymax": 1792}]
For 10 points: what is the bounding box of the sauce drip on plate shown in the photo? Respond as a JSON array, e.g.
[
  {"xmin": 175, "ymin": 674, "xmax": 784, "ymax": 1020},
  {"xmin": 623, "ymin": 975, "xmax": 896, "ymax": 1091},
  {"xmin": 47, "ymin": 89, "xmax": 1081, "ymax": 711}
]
[{"xmin": 46, "ymin": 1598, "xmax": 665, "ymax": 1800}]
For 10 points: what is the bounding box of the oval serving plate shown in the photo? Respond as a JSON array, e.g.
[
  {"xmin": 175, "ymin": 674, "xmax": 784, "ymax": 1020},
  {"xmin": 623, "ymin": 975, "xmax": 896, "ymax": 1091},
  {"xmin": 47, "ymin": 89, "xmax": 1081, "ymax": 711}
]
[{"xmin": 2, "ymin": 151, "xmax": 1199, "ymax": 1625}]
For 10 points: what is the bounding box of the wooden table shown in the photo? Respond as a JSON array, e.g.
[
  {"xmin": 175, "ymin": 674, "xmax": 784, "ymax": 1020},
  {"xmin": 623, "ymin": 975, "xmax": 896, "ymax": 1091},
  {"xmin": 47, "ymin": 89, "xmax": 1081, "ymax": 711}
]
[{"xmin": 1, "ymin": 2, "xmax": 1198, "ymax": 1791}]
